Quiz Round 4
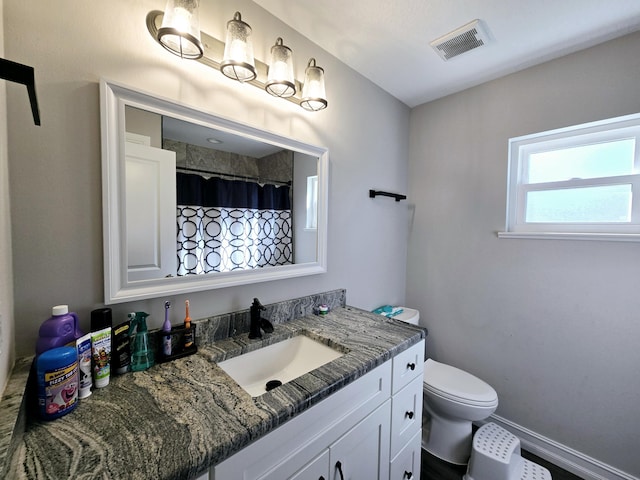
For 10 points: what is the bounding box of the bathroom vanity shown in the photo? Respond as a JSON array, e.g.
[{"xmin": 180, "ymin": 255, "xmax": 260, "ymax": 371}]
[
  {"xmin": 213, "ymin": 338, "xmax": 424, "ymax": 480},
  {"xmin": 2, "ymin": 297, "xmax": 426, "ymax": 480}
]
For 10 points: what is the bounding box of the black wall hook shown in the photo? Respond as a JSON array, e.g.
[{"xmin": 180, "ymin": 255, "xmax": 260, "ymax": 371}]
[
  {"xmin": 369, "ymin": 189, "xmax": 407, "ymax": 202},
  {"xmin": 1, "ymin": 58, "xmax": 41, "ymax": 125}
]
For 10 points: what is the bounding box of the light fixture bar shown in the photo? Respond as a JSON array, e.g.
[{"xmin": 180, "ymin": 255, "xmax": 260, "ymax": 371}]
[{"xmin": 147, "ymin": 10, "xmax": 310, "ymax": 109}]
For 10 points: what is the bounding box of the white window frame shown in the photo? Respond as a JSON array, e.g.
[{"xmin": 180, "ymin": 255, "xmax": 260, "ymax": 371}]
[
  {"xmin": 305, "ymin": 175, "xmax": 318, "ymax": 230},
  {"xmin": 500, "ymin": 112, "xmax": 640, "ymax": 242}
]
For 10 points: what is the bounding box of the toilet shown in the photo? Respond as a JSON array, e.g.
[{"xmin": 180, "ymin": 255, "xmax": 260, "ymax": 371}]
[{"xmin": 391, "ymin": 307, "xmax": 499, "ymax": 465}]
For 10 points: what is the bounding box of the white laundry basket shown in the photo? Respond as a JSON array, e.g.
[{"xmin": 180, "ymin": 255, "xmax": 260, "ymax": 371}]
[{"xmin": 464, "ymin": 423, "xmax": 552, "ymax": 480}]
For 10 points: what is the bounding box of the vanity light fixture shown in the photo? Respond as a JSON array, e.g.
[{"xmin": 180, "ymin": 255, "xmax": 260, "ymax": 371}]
[
  {"xmin": 300, "ymin": 59, "xmax": 328, "ymax": 111},
  {"xmin": 220, "ymin": 12, "xmax": 257, "ymax": 82},
  {"xmin": 265, "ymin": 38, "xmax": 296, "ymax": 98},
  {"xmin": 146, "ymin": 9, "xmax": 328, "ymax": 111},
  {"xmin": 156, "ymin": 0, "xmax": 204, "ymax": 59}
]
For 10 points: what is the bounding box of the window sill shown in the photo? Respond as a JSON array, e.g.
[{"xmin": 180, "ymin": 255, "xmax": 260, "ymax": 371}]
[{"xmin": 497, "ymin": 231, "xmax": 640, "ymax": 242}]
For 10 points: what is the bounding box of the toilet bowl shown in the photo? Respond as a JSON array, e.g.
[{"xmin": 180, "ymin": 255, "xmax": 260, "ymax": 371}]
[
  {"xmin": 423, "ymin": 359, "xmax": 498, "ymax": 464},
  {"xmin": 388, "ymin": 307, "xmax": 499, "ymax": 465}
]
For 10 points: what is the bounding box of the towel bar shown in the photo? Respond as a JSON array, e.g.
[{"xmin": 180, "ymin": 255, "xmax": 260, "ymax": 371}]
[
  {"xmin": 1, "ymin": 58, "xmax": 40, "ymax": 125},
  {"xmin": 369, "ymin": 189, "xmax": 407, "ymax": 202}
]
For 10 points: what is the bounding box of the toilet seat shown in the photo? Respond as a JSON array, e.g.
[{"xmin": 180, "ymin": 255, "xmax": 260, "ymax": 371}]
[{"xmin": 424, "ymin": 359, "xmax": 498, "ymax": 407}]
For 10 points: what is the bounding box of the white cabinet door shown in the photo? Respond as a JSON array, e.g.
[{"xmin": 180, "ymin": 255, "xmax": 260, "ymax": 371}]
[
  {"xmin": 329, "ymin": 400, "xmax": 391, "ymax": 480},
  {"xmin": 289, "ymin": 450, "xmax": 330, "ymax": 480},
  {"xmin": 125, "ymin": 142, "xmax": 176, "ymax": 281}
]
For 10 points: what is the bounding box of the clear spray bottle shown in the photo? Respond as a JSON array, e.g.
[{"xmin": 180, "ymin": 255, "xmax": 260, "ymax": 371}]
[{"xmin": 129, "ymin": 312, "xmax": 154, "ymax": 372}]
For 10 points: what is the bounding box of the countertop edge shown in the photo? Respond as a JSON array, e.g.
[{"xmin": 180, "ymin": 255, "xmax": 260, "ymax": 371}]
[{"xmin": 0, "ymin": 357, "xmax": 33, "ymax": 479}]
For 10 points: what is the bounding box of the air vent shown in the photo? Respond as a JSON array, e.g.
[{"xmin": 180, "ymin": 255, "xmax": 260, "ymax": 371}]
[{"xmin": 430, "ymin": 19, "xmax": 489, "ymax": 61}]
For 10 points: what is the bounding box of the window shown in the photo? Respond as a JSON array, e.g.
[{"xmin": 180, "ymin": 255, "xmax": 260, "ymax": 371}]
[
  {"xmin": 305, "ymin": 175, "xmax": 318, "ymax": 230},
  {"xmin": 501, "ymin": 112, "xmax": 640, "ymax": 241}
]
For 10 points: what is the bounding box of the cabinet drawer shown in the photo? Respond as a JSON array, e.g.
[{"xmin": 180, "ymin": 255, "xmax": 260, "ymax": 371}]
[
  {"xmin": 392, "ymin": 340, "xmax": 424, "ymax": 394},
  {"xmin": 389, "ymin": 429, "xmax": 421, "ymax": 480},
  {"xmin": 390, "ymin": 376, "xmax": 423, "ymax": 459}
]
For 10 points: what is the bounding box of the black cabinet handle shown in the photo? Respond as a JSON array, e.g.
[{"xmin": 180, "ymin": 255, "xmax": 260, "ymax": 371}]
[
  {"xmin": 319, "ymin": 477, "xmax": 325, "ymax": 480},
  {"xmin": 336, "ymin": 461, "xmax": 344, "ymax": 480},
  {"xmin": 407, "ymin": 362, "xmax": 416, "ymax": 371},
  {"xmin": 405, "ymin": 411, "xmax": 414, "ymax": 419},
  {"xmin": 404, "ymin": 471, "xmax": 413, "ymax": 479}
]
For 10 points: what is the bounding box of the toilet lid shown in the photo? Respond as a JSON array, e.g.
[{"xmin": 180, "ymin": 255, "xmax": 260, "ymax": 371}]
[{"xmin": 423, "ymin": 359, "xmax": 498, "ymax": 406}]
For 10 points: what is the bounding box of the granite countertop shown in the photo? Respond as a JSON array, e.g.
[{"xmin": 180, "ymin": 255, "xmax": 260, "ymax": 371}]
[{"xmin": 4, "ymin": 306, "xmax": 425, "ymax": 480}]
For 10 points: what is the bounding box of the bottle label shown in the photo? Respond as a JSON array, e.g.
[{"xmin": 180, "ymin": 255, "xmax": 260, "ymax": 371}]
[
  {"xmin": 163, "ymin": 334, "xmax": 172, "ymax": 356},
  {"xmin": 91, "ymin": 327, "xmax": 111, "ymax": 385},
  {"xmin": 76, "ymin": 333, "xmax": 93, "ymax": 395},
  {"xmin": 40, "ymin": 362, "xmax": 78, "ymax": 417},
  {"xmin": 184, "ymin": 327, "xmax": 194, "ymax": 348},
  {"xmin": 113, "ymin": 322, "xmax": 131, "ymax": 373}
]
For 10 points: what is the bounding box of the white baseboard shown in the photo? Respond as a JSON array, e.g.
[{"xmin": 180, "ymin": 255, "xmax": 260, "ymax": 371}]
[{"xmin": 482, "ymin": 414, "xmax": 639, "ymax": 480}]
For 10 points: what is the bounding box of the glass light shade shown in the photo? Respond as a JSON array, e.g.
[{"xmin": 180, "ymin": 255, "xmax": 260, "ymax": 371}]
[
  {"xmin": 157, "ymin": 0, "xmax": 204, "ymax": 59},
  {"xmin": 265, "ymin": 38, "xmax": 296, "ymax": 98},
  {"xmin": 300, "ymin": 58, "xmax": 328, "ymax": 111},
  {"xmin": 220, "ymin": 12, "xmax": 257, "ymax": 82}
]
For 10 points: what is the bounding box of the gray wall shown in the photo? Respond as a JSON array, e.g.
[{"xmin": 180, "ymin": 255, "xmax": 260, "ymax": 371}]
[
  {"xmin": 407, "ymin": 31, "xmax": 640, "ymax": 477},
  {"xmin": 4, "ymin": 0, "xmax": 409, "ymax": 355}
]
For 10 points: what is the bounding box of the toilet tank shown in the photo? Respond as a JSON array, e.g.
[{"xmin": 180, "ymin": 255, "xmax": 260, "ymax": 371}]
[{"xmin": 394, "ymin": 308, "xmax": 419, "ymax": 325}]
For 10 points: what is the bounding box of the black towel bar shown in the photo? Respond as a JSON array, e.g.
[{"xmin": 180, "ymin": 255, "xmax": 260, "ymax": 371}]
[
  {"xmin": 369, "ymin": 189, "xmax": 407, "ymax": 202},
  {"xmin": 1, "ymin": 58, "xmax": 40, "ymax": 125}
]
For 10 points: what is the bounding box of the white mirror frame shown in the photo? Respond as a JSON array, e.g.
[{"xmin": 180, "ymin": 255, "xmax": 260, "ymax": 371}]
[{"xmin": 100, "ymin": 79, "xmax": 328, "ymax": 304}]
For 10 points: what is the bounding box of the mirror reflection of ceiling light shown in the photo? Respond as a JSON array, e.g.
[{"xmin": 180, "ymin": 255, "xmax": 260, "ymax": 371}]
[
  {"xmin": 147, "ymin": 2, "xmax": 328, "ymax": 111},
  {"xmin": 206, "ymin": 137, "xmax": 222, "ymax": 144}
]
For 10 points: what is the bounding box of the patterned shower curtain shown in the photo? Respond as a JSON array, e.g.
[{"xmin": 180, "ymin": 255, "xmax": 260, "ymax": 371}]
[{"xmin": 176, "ymin": 173, "xmax": 292, "ymax": 275}]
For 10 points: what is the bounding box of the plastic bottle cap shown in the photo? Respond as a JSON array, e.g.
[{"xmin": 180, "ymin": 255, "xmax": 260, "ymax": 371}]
[{"xmin": 52, "ymin": 305, "xmax": 69, "ymax": 316}]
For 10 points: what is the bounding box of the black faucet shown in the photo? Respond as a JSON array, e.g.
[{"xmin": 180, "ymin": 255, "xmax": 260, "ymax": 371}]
[{"xmin": 249, "ymin": 298, "xmax": 274, "ymax": 339}]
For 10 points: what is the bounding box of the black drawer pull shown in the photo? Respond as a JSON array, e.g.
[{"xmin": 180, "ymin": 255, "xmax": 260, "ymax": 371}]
[
  {"xmin": 404, "ymin": 471, "xmax": 413, "ymax": 479},
  {"xmin": 405, "ymin": 411, "xmax": 414, "ymax": 419},
  {"xmin": 407, "ymin": 362, "xmax": 416, "ymax": 371},
  {"xmin": 336, "ymin": 461, "xmax": 344, "ymax": 480}
]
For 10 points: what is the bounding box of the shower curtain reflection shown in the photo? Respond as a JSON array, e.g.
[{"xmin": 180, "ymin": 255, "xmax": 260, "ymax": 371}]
[{"xmin": 176, "ymin": 173, "xmax": 292, "ymax": 275}]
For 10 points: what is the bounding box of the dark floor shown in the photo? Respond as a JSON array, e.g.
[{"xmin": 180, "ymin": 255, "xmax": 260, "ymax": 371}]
[{"xmin": 420, "ymin": 448, "xmax": 585, "ymax": 480}]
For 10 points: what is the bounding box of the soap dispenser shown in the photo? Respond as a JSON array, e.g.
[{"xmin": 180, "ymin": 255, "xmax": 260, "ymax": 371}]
[{"xmin": 129, "ymin": 312, "xmax": 154, "ymax": 372}]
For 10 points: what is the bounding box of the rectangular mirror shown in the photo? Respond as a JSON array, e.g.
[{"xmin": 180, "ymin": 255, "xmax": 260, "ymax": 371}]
[{"xmin": 100, "ymin": 79, "xmax": 328, "ymax": 304}]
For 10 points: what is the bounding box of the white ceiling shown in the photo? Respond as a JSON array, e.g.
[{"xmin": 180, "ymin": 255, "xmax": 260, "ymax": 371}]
[
  {"xmin": 252, "ymin": 0, "xmax": 640, "ymax": 108},
  {"xmin": 163, "ymin": 116, "xmax": 282, "ymax": 157}
]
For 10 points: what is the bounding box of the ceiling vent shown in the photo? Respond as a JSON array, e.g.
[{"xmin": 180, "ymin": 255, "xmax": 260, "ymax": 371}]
[{"xmin": 430, "ymin": 19, "xmax": 489, "ymax": 61}]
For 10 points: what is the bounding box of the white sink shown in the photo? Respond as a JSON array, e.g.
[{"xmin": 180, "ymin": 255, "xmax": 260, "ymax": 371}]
[{"xmin": 218, "ymin": 335, "xmax": 344, "ymax": 397}]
